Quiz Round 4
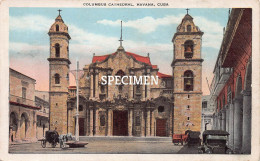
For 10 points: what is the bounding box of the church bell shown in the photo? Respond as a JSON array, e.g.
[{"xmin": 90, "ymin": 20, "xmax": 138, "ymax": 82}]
[{"xmin": 185, "ymin": 46, "xmax": 192, "ymax": 53}]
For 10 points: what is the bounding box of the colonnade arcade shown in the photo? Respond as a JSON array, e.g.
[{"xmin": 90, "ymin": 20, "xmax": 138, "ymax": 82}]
[{"xmin": 213, "ymin": 59, "xmax": 252, "ymax": 154}]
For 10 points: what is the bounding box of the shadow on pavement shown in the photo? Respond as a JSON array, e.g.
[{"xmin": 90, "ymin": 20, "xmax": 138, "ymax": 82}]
[{"xmin": 177, "ymin": 145, "xmax": 198, "ymax": 154}]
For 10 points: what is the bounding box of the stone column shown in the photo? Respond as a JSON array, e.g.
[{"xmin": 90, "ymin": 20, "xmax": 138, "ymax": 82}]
[
  {"xmin": 212, "ymin": 115, "xmax": 215, "ymax": 130},
  {"xmin": 89, "ymin": 109, "xmax": 93, "ymax": 136},
  {"xmin": 151, "ymin": 110, "xmax": 155, "ymax": 136},
  {"xmin": 142, "ymin": 84, "xmax": 146, "ymax": 101},
  {"xmin": 85, "ymin": 109, "xmax": 89, "ymax": 136},
  {"xmin": 129, "ymin": 77, "xmax": 133, "ymax": 99},
  {"xmin": 128, "ymin": 109, "xmax": 133, "ymax": 136},
  {"xmin": 216, "ymin": 113, "xmax": 220, "ymax": 130},
  {"xmin": 147, "ymin": 74, "xmax": 151, "ymax": 99},
  {"xmin": 107, "ymin": 108, "xmax": 112, "ymax": 136},
  {"xmin": 95, "ymin": 72, "xmax": 99, "ymax": 99},
  {"xmin": 218, "ymin": 113, "xmax": 222, "ymax": 130},
  {"xmin": 16, "ymin": 119, "xmax": 21, "ymax": 141},
  {"xmin": 221, "ymin": 109, "xmax": 226, "ymax": 131},
  {"xmin": 229, "ymin": 103, "xmax": 234, "ymax": 149},
  {"xmin": 242, "ymin": 90, "xmax": 251, "ymax": 154},
  {"xmin": 226, "ymin": 106, "xmax": 229, "ymax": 134},
  {"xmin": 146, "ymin": 109, "xmax": 151, "ymax": 136},
  {"xmin": 90, "ymin": 73, "xmax": 94, "ymax": 98},
  {"xmin": 234, "ymin": 98, "xmax": 243, "ymax": 153},
  {"xmin": 141, "ymin": 109, "xmax": 145, "ymax": 137},
  {"xmin": 33, "ymin": 113, "xmax": 37, "ymax": 141},
  {"xmin": 95, "ymin": 109, "xmax": 99, "ymax": 136}
]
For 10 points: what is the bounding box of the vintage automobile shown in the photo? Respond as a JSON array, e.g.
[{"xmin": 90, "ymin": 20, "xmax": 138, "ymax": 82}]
[
  {"xmin": 186, "ymin": 130, "xmax": 201, "ymax": 146},
  {"xmin": 38, "ymin": 130, "xmax": 60, "ymax": 148},
  {"xmin": 198, "ymin": 130, "xmax": 233, "ymax": 154}
]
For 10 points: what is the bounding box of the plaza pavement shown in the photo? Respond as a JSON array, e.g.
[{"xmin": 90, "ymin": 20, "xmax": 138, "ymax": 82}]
[{"xmin": 9, "ymin": 136, "xmax": 197, "ymax": 154}]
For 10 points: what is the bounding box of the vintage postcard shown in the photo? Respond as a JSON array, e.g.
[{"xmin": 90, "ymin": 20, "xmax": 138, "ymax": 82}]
[{"xmin": 0, "ymin": 0, "xmax": 259, "ymax": 160}]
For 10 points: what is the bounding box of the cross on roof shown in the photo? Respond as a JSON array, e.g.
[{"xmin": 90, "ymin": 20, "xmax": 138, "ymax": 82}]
[
  {"xmin": 119, "ymin": 21, "xmax": 123, "ymax": 46},
  {"xmin": 58, "ymin": 9, "xmax": 62, "ymax": 15},
  {"xmin": 186, "ymin": 8, "xmax": 189, "ymax": 14}
]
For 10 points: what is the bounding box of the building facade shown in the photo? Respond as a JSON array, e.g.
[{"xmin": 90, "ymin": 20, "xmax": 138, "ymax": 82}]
[
  {"xmin": 210, "ymin": 8, "xmax": 252, "ymax": 154},
  {"xmin": 9, "ymin": 68, "xmax": 38, "ymax": 142},
  {"xmin": 9, "ymin": 68, "xmax": 50, "ymax": 143},
  {"xmin": 48, "ymin": 12, "xmax": 203, "ymax": 137}
]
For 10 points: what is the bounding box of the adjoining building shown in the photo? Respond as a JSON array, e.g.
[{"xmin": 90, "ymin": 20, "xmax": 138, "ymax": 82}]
[
  {"xmin": 201, "ymin": 95, "xmax": 214, "ymax": 134},
  {"xmin": 48, "ymin": 11, "xmax": 203, "ymax": 137},
  {"xmin": 9, "ymin": 68, "xmax": 49, "ymax": 143},
  {"xmin": 35, "ymin": 91, "xmax": 50, "ymax": 139},
  {"xmin": 210, "ymin": 8, "xmax": 252, "ymax": 154}
]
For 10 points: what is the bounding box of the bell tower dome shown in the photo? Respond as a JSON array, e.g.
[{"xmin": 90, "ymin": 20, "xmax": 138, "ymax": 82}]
[
  {"xmin": 172, "ymin": 11, "xmax": 204, "ymax": 134},
  {"xmin": 47, "ymin": 10, "xmax": 71, "ymax": 135}
]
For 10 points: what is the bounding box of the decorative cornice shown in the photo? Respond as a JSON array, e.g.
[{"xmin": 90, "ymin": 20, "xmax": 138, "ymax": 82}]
[
  {"xmin": 49, "ymin": 91, "xmax": 68, "ymax": 94},
  {"xmin": 47, "ymin": 57, "xmax": 71, "ymax": 64},
  {"xmin": 48, "ymin": 31, "xmax": 71, "ymax": 40},
  {"xmin": 241, "ymin": 90, "xmax": 251, "ymax": 96},
  {"xmin": 172, "ymin": 31, "xmax": 204, "ymax": 42},
  {"xmin": 173, "ymin": 92, "xmax": 202, "ymax": 94},
  {"xmin": 171, "ymin": 59, "xmax": 204, "ymax": 66}
]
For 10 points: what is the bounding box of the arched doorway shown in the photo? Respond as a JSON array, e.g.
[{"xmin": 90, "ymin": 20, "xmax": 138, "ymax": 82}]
[
  {"xmin": 9, "ymin": 112, "xmax": 18, "ymax": 142},
  {"xmin": 20, "ymin": 113, "xmax": 29, "ymax": 140}
]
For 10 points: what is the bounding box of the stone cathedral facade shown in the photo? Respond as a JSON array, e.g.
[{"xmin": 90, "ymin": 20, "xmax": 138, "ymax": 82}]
[{"xmin": 48, "ymin": 12, "xmax": 203, "ymax": 137}]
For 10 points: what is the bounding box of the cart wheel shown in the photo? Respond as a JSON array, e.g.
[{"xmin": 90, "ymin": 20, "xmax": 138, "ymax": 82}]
[
  {"xmin": 51, "ymin": 142, "xmax": 56, "ymax": 148},
  {"xmin": 41, "ymin": 141, "xmax": 46, "ymax": 148}
]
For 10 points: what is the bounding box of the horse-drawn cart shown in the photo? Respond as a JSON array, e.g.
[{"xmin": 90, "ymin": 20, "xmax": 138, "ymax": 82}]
[{"xmin": 38, "ymin": 130, "xmax": 59, "ymax": 148}]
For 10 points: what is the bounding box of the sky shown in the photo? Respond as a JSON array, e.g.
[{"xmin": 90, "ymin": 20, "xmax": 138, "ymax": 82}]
[{"xmin": 9, "ymin": 8, "xmax": 229, "ymax": 95}]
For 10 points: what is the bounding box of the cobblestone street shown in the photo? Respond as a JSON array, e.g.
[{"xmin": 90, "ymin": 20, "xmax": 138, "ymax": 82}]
[{"xmin": 9, "ymin": 136, "xmax": 197, "ymax": 154}]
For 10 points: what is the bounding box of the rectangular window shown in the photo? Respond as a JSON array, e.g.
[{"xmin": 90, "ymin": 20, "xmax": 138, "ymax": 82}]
[
  {"xmin": 79, "ymin": 105, "xmax": 83, "ymax": 111},
  {"xmin": 22, "ymin": 87, "xmax": 26, "ymax": 98},
  {"xmin": 202, "ymin": 101, "xmax": 207, "ymax": 108},
  {"xmin": 22, "ymin": 87, "xmax": 26, "ymax": 104}
]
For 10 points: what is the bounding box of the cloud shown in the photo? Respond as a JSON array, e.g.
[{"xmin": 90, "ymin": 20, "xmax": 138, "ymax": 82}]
[
  {"xmin": 193, "ymin": 16, "xmax": 224, "ymax": 49},
  {"xmin": 9, "ymin": 42, "xmax": 48, "ymax": 58},
  {"xmin": 97, "ymin": 15, "xmax": 183, "ymax": 34},
  {"xmin": 10, "ymin": 15, "xmax": 53, "ymax": 32},
  {"xmin": 97, "ymin": 15, "xmax": 224, "ymax": 49}
]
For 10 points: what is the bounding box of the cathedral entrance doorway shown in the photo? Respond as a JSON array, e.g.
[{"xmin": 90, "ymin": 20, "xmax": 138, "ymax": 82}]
[
  {"xmin": 79, "ymin": 118, "xmax": 85, "ymax": 136},
  {"xmin": 113, "ymin": 110, "xmax": 128, "ymax": 136},
  {"xmin": 156, "ymin": 119, "xmax": 167, "ymax": 137}
]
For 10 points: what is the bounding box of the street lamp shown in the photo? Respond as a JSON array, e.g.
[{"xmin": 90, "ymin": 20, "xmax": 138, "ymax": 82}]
[
  {"xmin": 65, "ymin": 60, "xmax": 89, "ymax": 148},
  {"xmin": 66, "ymin": 60, "xmax": 84, "ymax": 142}
]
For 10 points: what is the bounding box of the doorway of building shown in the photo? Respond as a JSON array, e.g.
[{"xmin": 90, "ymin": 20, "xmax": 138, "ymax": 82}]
[
  {"xmin": 79, "ymin": 118, "xmax": 85, "ymax": 136},
  {"xmin": 156, "ymin": 119, "xmax": 167, "ymax": 137},
  {"xmin": 113, "ymin": 110, "xmax": 128, "ymax": 136}
]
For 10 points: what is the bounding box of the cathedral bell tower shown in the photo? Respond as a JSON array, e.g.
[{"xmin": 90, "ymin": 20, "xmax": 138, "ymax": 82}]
[
  {"xmin": 47, "ymin": 10, "xmax": 71, "ymax": 135},
  {"xmin": 171, "ymin": 11, "xmax": 204, "ymax": 134}
]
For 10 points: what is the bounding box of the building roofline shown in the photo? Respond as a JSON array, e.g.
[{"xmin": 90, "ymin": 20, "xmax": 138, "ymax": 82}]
[{"xmin": 9, "ymin": 68, "xmax": 36, "ymax": 82}]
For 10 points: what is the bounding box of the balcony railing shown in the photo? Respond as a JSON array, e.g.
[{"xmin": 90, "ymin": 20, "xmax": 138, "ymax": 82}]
[
  {"xmin": 211, "ymin": 67, "xmax": 232, "ymax": 97},
  {"xmin": 69, "ymin": 88, "xmax": 76, "ymax": 97},
  {"xmin": 9, "ymin": 94, "xmax": 40, "ymax": 109}
]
